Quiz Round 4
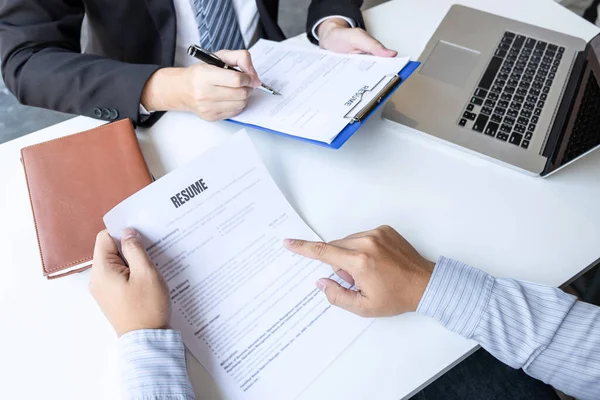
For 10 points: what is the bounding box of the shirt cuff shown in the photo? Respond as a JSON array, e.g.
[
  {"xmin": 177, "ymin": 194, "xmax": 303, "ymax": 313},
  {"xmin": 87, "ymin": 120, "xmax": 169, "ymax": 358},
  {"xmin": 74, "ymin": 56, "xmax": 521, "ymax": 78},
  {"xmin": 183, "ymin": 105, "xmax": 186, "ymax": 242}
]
[
  {"xmin": 118, "ymin": 329, "xmax": 195, "ymax": 399},
  {"xmin": 139, "ymin": 104, "xmax": 153, "ymax": 116},
  {"xmin": 311, "ymin": 16, "xmax": 356, "ymax": 41},
  {"xmin": 416, "ymin": 257, "xmax": 494, "ymax": 338}
]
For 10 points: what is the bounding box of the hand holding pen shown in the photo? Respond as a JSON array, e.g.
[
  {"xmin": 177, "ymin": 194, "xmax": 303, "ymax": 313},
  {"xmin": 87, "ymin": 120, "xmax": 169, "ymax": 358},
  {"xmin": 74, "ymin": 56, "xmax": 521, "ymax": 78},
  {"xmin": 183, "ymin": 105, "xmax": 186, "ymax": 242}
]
[
  {"xmin": 141, "ymin": 49, "xmax": 267, "ymax": 122},
  {"xmin": 188, "ymin": 45, "xmax": 281, "ymax": 96}
]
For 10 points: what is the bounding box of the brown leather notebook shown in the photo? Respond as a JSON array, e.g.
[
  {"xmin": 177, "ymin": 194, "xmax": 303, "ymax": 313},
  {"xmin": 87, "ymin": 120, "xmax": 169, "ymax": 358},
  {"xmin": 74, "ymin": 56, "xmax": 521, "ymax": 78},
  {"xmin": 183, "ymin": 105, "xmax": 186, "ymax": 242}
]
[{"xmin": 21, "ymin": 119, "xmax": 153, "ymax": 279}]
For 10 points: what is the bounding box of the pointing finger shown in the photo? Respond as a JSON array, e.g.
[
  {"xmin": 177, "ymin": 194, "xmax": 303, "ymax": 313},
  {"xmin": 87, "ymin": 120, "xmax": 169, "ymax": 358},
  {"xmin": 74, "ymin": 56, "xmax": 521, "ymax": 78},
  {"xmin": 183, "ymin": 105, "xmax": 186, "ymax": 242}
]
[{"xmin": 284, "ymin": 239, "xmax": 362, "ymax": 275}]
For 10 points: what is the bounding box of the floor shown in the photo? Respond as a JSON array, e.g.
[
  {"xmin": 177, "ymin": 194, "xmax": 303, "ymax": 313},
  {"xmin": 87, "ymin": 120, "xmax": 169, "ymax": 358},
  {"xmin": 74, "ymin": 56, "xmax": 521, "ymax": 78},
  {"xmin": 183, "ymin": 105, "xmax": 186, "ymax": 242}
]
[
  {"xmin": 0, "ymin": 0, "xmax": 386, "ymax": 145},
  {"xmin": 0, "ymin": 76, "xmax": 72, "ymax": 144}
]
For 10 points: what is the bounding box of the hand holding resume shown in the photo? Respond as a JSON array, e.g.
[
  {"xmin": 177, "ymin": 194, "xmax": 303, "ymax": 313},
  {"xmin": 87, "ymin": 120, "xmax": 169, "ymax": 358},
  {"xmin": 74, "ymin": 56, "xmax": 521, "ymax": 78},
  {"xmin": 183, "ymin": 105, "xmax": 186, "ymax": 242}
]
[
  {"xmin": 103, "ymin": 131, "xmax": 372, "ymax": 400},
  {"xmin": 230, "ymin": 40, "xmax": 411, "ymax": 144}
]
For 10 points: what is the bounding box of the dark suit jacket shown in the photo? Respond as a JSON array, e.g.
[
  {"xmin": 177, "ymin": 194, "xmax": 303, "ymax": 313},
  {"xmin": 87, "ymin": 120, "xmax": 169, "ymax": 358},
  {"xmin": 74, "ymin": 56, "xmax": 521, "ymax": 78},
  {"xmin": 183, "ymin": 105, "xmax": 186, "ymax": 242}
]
[{"xmin": 0, "ymin": 0, "xmax": 365, "ymax": 127}]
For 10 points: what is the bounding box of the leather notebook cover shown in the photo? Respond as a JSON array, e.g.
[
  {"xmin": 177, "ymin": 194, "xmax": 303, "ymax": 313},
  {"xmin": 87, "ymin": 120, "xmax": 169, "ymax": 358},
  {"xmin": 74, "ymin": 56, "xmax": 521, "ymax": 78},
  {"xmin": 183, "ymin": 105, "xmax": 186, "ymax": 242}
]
[{"xmin": 21, "ymin": 119, "xmax": 152, "ymax": 279}]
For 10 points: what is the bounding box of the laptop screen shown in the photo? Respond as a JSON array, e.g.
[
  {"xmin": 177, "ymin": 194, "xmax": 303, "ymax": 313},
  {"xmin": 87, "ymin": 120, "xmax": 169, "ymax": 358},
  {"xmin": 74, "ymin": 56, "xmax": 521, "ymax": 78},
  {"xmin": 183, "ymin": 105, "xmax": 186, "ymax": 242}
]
[{"xmin": 546, "ymin": 34, "xmax": 600, "ymax": 174}]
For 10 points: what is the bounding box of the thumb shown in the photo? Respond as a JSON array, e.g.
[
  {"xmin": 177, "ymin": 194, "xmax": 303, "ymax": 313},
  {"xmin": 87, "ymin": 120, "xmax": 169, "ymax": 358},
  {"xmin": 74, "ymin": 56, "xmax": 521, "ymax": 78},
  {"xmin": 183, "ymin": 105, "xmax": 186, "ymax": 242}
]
[
  {"xmin": 358, "ymin": 33, "xmax": 398, "ymax": 57},
  {"xmin": 371, "ymin": 46, "xmax": 398, "ymax": 57},
  {"xmin": 316, "ymin": 278, "xmax": 363, "ymax": 315},
  {"xmin": 120, "ymin": 228, "xmax": 155, "ymax": 276},
  {"xmin": 91, "ymin": 230, "xmax": 127, "ymax": 282},
  {"xmin": 93, "ymin": 230, "xmax": 120, "ymax": 268}
]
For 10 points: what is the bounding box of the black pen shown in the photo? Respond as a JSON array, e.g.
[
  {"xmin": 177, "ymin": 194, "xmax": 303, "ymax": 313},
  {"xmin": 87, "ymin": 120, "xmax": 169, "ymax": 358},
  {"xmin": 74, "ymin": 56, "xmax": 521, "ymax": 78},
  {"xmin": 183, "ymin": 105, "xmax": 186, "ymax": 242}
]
[{"xmin": 187, "ymin": 45, "xmax": 281, "ymax": 95}]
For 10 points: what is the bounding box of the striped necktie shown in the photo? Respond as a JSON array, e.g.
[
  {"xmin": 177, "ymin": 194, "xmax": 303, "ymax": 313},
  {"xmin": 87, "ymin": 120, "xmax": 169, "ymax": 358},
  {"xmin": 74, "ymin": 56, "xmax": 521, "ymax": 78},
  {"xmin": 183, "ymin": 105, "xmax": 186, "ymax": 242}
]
[{"xmin": 189, "ymin": 0, "xmax": 246, "ymax": 52}]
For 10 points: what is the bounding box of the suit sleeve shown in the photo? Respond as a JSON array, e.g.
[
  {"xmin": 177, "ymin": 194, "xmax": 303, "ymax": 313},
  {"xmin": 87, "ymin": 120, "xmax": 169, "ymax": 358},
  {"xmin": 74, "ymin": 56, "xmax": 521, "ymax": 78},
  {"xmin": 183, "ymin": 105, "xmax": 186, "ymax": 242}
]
[
  {"xmin": 306, "ymin": 0, "xmax": 365, "ymax": 44},
  {"xmin": 0, "ymin": 0, "xmax": 161, "ymax": 126}
]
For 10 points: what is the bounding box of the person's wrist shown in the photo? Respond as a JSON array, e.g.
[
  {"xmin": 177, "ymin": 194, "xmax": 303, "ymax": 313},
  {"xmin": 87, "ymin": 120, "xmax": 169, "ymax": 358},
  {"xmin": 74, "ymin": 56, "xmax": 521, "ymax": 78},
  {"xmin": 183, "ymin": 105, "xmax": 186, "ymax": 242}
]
[
  {"xmin": 317, "ymin": 18, "xmax": 352, "ymax": 39},
  {"xmin": 141, "ymin": 67, "xmax": 188, "ymax": 112},
  {"xmin": 408, "ymin": 259, "xmax": 435, "ymax": 312}
]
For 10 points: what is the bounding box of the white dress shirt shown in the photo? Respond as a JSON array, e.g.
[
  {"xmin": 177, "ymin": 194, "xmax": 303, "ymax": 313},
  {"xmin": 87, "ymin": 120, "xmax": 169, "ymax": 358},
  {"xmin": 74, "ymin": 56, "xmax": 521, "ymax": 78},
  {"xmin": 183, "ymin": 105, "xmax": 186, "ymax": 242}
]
[
  {"xmin": 118, "ymin": 257, "xmax": 600, "ymax": 400},
  {"xmin": 173, "ymin": 0, "xmax": 354, "ymax": 67},
  {"xmin": 173, "ymin": 0, "xmax": 260, "ymax": 67},
  {"xmin": 141, "ymin": 0, "xmax": 354, "ymax": 113}
]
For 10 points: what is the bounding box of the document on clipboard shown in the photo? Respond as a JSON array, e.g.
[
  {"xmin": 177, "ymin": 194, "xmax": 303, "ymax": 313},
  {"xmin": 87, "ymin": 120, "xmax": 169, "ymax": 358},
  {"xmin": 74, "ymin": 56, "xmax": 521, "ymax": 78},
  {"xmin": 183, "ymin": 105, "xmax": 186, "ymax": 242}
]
[{"xmin": 229, "ymin": 40, "xmax": 412, "ymax": 146}]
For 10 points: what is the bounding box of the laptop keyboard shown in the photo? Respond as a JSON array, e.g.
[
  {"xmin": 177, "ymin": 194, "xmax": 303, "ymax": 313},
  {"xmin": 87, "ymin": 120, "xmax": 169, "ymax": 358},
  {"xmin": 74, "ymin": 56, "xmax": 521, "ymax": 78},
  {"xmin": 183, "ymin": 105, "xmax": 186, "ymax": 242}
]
[
  {"xmin": 458, "ymin": 31, "xmax": 564, "ymax": 149},
  {"xmin": 563, "ymin": 72, "xmax": 600, "ymax": 164}
]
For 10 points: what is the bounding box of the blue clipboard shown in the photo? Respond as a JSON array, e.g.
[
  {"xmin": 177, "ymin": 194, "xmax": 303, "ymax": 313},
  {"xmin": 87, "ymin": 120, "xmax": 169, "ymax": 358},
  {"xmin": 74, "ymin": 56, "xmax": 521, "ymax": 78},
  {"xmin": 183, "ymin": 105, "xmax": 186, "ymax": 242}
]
[{"xmin": 228, "ymin": 61, "xmax": 420, "ymax": 149}]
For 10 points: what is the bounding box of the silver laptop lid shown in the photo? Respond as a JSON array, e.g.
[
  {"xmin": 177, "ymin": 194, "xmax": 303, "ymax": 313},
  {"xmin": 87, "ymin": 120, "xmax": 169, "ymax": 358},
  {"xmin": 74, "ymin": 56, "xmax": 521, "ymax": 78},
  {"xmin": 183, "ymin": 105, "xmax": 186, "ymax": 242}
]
[{"xmin": 384, "ymin": 5, "xmax": 586, "ymax": 175}]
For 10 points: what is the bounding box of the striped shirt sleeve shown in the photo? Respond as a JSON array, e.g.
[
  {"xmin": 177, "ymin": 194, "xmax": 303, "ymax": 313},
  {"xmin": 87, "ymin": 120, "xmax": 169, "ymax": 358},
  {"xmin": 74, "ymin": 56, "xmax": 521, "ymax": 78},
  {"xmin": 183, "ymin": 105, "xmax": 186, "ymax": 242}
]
[
  {"xmin": 118, "ymin": 329, "xmax": 195, "ymax": 400},
  {"xmin": 417, "ymin": 257, "xmax": 600, "ymax": 400}
]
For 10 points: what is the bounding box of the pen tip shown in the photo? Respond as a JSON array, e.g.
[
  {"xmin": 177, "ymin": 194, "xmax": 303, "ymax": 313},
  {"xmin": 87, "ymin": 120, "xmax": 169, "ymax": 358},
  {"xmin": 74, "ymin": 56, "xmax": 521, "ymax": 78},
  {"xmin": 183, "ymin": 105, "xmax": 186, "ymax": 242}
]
[{"xmin": 274, "ymin": 91, "xmax": 282, "ymax": 96}]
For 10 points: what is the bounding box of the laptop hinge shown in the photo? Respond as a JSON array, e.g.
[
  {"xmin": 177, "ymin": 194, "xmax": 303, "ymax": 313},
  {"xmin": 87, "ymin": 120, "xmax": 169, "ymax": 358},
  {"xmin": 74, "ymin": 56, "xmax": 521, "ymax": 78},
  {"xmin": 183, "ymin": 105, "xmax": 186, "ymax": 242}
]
[{"xmin": 541, "ymin": 51, "xmax": 587, "ymax": 175}]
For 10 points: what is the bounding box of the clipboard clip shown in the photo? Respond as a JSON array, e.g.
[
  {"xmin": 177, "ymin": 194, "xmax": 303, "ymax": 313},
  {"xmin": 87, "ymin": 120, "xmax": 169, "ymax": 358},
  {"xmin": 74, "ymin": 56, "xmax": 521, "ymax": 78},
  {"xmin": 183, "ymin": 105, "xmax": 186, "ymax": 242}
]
[{"xmin": 343, "ymin": 74, "xmax": 402, "ymax": 123}]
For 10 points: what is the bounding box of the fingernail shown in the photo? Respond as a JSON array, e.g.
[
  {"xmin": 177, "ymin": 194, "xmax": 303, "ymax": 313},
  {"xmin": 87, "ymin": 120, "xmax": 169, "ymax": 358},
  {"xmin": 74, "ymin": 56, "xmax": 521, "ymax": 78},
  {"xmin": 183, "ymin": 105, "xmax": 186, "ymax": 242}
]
[
  {"xmin": 122, "ymin": 228, "xmax": 140, "ymax": 241},
  {"xmin": 284, "ymin": 239, "xmax": 295, "ymax": 246},
  {"xmin": 316, "ymin": 279, "xmax": 327, "ymax": 292}
]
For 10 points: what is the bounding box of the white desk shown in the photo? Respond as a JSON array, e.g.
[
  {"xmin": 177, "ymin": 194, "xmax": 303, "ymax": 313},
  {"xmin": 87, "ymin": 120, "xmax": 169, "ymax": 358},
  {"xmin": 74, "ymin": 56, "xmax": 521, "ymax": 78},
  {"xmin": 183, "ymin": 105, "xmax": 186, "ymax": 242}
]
[{"xmin": 1, "ymin": 0, "xmax": 599, "ymax": 399}]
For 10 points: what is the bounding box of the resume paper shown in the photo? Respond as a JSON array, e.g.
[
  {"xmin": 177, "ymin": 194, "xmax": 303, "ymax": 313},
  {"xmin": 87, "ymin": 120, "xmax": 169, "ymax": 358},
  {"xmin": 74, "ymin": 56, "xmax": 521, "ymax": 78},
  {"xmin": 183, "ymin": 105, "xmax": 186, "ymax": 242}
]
[
  {"xmin": 103, "ymin": 131, "xmax": 372, "ymax": 400},
  {"xmin": 231, "ymin": 40, "xmax": 410, "ymax": 144}
]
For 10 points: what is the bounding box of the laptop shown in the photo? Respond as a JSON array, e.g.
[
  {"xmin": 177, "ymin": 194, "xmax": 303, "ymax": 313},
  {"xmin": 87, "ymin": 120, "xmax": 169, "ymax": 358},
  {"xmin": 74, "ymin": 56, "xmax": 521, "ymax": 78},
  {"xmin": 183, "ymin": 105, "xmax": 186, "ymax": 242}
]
[{"xmin": 383, "ymin": 5, "xmax": 600, "ymax": 176}]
